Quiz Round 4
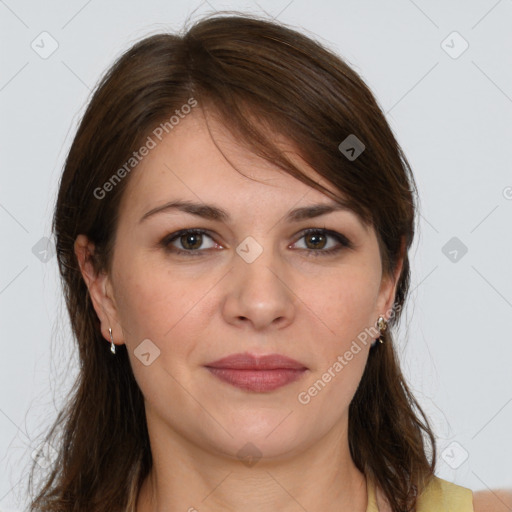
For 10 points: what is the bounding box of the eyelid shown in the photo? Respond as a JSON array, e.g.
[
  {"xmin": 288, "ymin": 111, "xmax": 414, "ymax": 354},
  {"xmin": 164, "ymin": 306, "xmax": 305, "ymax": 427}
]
[{"xmin": 293, "ymin": 227, "xmax": 353, "ymax": 246}]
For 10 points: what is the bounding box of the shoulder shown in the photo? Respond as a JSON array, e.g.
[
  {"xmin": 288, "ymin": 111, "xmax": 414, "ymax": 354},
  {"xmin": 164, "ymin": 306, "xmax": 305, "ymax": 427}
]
[
  {"xmin": 472, "ymin": 488, "xmax": 512, "ymax": 512},
  {"xmin": 415, "ymin": 476, "xmax": 474, "ymax": 511},
  {"xmin": 373, "ymin": 476, "xmax": 512, "ymax": 512},
  {"xmin": 373, "ymin": 476, "xmax": 473, "ymax": 512}
]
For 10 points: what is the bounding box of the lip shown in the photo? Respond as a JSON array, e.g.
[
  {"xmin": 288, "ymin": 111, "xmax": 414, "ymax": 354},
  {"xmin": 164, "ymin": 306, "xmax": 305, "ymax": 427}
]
[
  {"xmin": 205, "ymin": 352, "xmax": 307, "ymax": 370},
  {"xmin": 204, "ymin": 352, "xmax": 308, "ymax": 392}
]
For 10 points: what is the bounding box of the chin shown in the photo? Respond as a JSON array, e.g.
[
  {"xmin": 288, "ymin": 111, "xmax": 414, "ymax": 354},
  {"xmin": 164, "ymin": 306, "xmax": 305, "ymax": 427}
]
[{"xmin": 217, "ymin": 418, "xmax": 310, "ymax": 460}]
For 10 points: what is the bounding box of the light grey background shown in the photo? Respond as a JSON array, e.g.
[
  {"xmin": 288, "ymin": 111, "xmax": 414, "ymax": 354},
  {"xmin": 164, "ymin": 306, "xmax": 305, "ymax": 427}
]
[{"xmin": 1, "ymin": 0, "xmax": 511, "ymax": 510}]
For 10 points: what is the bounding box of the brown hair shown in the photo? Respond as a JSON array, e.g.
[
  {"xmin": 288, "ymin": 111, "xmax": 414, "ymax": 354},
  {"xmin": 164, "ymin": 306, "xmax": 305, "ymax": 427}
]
[{"xmin": 28, "ymin": 11, "xmax": 436, "ymax": 512}]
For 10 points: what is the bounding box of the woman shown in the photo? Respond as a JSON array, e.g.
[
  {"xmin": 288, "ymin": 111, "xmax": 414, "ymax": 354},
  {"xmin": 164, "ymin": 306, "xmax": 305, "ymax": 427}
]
[{"xmin": 28, "ymin": 12, "xmax": 480, "ymax": 511}]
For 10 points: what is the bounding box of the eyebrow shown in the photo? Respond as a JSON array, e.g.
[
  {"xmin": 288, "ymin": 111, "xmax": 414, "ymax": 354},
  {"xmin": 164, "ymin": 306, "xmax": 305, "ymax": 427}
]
[{"xmin": 139, "ymin": 199, "xmax": 359, "ymax": 224}]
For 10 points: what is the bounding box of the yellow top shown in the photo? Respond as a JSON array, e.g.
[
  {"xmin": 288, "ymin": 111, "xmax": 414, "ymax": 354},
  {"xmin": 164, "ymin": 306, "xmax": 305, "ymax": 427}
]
[{"xmin": 366, "ymin": 474, "xmax": 474, "ymax": 511}]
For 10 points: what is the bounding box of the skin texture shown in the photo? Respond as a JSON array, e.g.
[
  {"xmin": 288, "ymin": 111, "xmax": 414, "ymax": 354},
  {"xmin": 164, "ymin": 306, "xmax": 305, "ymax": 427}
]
[
  {"xmin": 473, "ymin": 489, "xmax": 512, "ymax": 512},
  {"xmin": 75, "ymin": 108, "xmax": 403, "ymax": 512}
]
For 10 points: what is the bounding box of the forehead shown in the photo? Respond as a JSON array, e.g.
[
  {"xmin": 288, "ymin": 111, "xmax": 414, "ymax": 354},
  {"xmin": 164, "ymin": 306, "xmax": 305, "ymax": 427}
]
[{"xmin": 118, "ymin": 109, "xmax": 366, "ymax": 229}]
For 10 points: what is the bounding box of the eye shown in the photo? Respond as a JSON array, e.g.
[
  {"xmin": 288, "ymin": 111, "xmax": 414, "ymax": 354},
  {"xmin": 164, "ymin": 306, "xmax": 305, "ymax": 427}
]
[
  {"xmin": 291, "ymin": 228, "xmax": 353, "ymax": 256},
  {"xmin": 161, "ymin": 228, "xmax": 353, "ymax": 257},
  {"xmin": 161, "ymin": 229, "xmax": 220, "ymax": 256}
]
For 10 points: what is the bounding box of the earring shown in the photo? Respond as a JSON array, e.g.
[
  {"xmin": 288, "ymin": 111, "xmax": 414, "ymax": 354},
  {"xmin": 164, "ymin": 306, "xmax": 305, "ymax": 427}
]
[
  {"xmin": 109, "ymin": 327, "xmax": 116, "ymax": 354},
  {"xmin": 376, "ymin": 316, "xmax": 387, "ymax": 343}
]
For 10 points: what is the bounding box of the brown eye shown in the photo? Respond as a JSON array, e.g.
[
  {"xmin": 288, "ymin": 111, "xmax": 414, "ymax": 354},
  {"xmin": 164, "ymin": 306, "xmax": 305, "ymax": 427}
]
[
  {"xmin": 292, "ymin": 228, "xmax": 353, "ymax": 257},
  {"xmin": 162, "ymin": 229, "xmax": 218, "ymax": 255},
  {"xmin": 180, "ymin": 232, "xmax": 203, "ymax": 250},
  {"xmin": 304, "ymin": 231, "xmax": 328, "ymax": 250}
]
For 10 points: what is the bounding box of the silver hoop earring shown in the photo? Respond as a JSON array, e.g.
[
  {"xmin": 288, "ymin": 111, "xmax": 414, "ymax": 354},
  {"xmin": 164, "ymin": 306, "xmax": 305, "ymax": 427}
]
[{"xmin": 109, "ymin": 327, "xmax": 116, "ymax": 354}]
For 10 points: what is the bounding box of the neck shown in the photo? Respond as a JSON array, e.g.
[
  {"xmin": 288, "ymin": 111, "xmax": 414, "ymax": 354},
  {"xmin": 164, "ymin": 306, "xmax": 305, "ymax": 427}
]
[{"xmin": 135, "ymin": 422, "xmax": 368, "ymax": 512}]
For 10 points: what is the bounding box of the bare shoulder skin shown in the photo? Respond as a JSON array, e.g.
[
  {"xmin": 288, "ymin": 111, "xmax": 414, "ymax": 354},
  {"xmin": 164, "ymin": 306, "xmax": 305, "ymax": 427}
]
[{"xmin": 473, "ymin": 489, "xmax": 512, "ymax": 512}]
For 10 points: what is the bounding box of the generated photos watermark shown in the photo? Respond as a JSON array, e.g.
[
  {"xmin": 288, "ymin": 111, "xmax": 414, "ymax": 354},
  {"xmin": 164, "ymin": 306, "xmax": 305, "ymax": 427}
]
[
  {"xmin": 297, "ymin": 302, "xmax": 401, "ymax": 405},
  {"xmin": 93, "ymin": 97, "xmax": 198, "ymax": 200}
]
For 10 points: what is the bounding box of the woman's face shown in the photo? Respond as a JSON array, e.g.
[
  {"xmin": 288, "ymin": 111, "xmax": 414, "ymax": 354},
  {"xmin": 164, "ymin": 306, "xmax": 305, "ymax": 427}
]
[{"xmin": 81, "ymin": 108, "xmax": 400, "ymax": 461}]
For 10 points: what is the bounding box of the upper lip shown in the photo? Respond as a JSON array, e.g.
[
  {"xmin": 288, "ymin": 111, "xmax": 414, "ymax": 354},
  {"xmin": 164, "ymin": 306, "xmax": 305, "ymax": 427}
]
[{"xmin": 205, "ymin": 352, "xmax": 307, "ymax": 370}]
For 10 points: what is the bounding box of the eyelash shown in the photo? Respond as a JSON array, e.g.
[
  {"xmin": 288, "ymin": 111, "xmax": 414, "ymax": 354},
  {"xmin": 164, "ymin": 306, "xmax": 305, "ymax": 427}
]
[{"xmin": 160, "ymin": 228, "xmax": 353, "ymax": 257}]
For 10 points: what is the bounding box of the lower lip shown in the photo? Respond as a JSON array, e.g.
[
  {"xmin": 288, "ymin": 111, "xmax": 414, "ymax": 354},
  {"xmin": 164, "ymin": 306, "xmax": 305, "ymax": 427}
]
[{"xmin": 206, "ymin": 367, "xmax": 307, "ymax": 392}]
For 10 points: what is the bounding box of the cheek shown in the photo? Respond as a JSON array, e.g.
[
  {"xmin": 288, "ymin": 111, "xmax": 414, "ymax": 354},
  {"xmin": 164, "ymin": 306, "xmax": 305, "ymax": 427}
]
[
  {"xmin": 113, "ymin": 262, "xmax": 210, "ymax": 400},
  {"xmin": 301, "ymin": 267, "xmax": 380, "ymax": 347},
  {"xmin": 114, "ymin": 254, "xmax": 200, "ymax": 337},
  {"xmin": 112, "ymin": 255, "xmax": 221, "ymax": 379},
  {"xmin": 294, "ymin": 272, "xmax": 375, "ymax": 419}
]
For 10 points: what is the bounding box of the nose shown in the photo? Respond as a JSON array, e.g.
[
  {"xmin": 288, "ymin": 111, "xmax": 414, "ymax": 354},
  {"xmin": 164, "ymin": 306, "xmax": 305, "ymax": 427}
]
[{"xmin": 221, "ymin": 245, "xmax": 296, "ymax": 332}]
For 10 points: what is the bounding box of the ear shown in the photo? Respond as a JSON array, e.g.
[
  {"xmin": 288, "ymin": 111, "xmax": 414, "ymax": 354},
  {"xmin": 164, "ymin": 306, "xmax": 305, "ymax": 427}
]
[
  {"xmin": 74, "ymin": 234, "xmax": 124, "ymax": 349},
  {"xmin": 376, "ymin": 236, "xmax": 406, "ymax": 320}
]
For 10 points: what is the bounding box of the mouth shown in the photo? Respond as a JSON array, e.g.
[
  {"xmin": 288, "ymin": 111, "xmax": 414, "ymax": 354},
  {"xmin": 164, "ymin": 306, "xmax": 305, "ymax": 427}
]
[{"xmin": 204, "ymin": 352, "xmax": 308, "ymax": 393}]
